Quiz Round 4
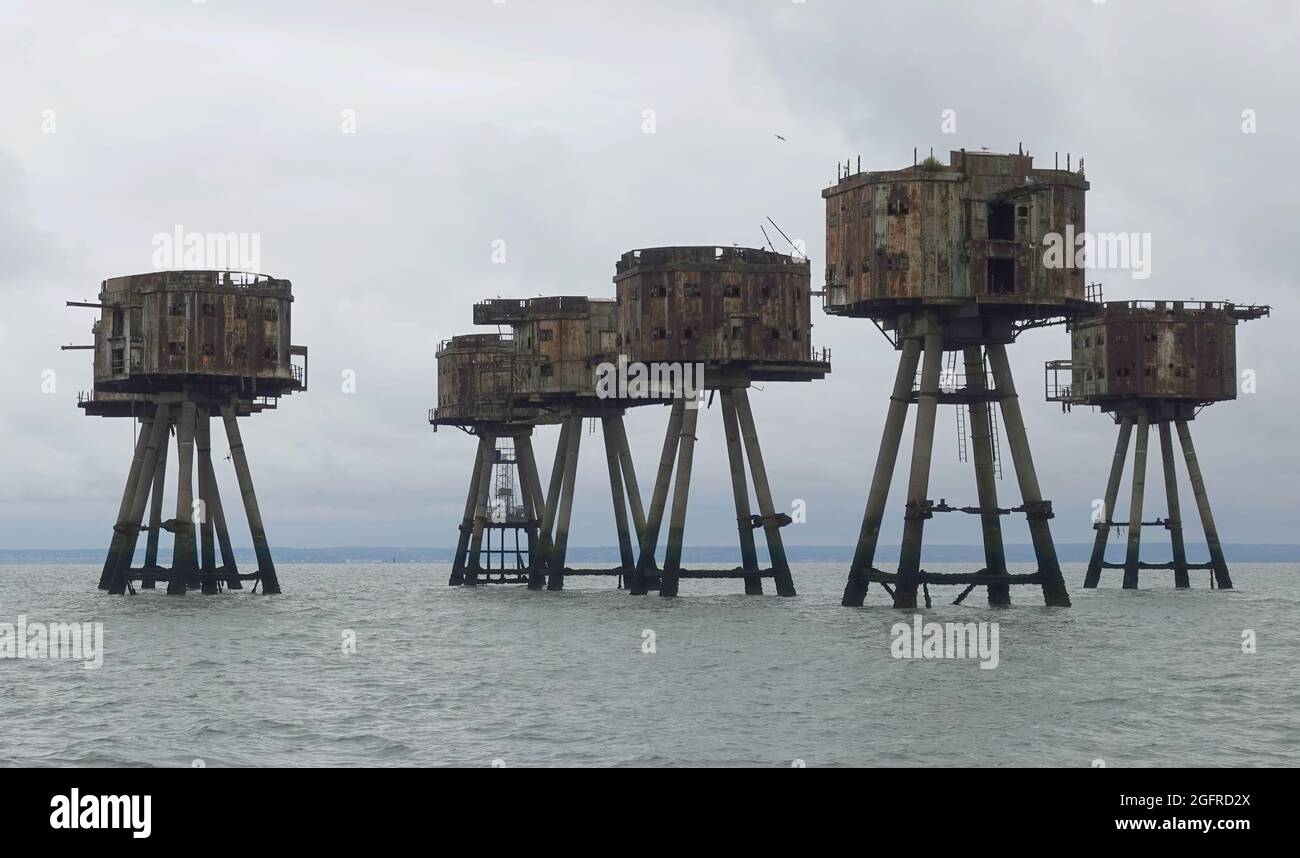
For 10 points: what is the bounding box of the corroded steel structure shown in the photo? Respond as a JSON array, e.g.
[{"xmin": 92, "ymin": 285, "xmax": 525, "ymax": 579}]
[
  {"xmin": 468, "ymin": 296, "xmax": 650, "ymax": 590},
  {"xmin": 69, "ymin": 270, "xmax": 308, "ymax": 595},
  {"xmin": 616, "ymin": 246, "xmax": 815, "ymax": 376},
  {"xmin": 824, "ymin": 148, "xmax": 1090, "ymax": 320},
  {"xmin": 434, "ymin": 333, "xmax": 529, "ymax": 425},
  {"xmin": 1046, "ymin": 299, "xmax": 1269, "ymax": 589},
  {"xmin": 474, "ymin": 296, "xmax": 620, "ymax": 400},
  {"xmin": 826, "ymin": 149, "xmax": 1087, "ymax": 610},
  {"xmin": 432, "ymin": 332, "xmax": 552, "ymax": 586},
  {"xmin": 614, "ymin": 246, "xmax": 830, "ymax": 597}
]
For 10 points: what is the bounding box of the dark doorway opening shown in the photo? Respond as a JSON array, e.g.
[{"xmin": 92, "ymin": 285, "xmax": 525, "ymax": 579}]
[
  {"xmin": 987, "ymin": 258, "xmax": 1015, "ymax": 294},
  {"xmin": 987, "ymin": 202, "xmax": 1015, "ymax": 241}
]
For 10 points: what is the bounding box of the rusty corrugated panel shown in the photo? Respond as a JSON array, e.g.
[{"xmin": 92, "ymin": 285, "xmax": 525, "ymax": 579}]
[
  {"xmin": 613, "ymin": 246, "xmax": 815, "ymax": 367},
  {"xmin": 822, "ymin": 150, "xmax": 1090, "ymax": 318},
  {"xmin": 1073, "ymin": 302, "xmax": 1241, "ymax": 404},
  {"xmin": 92, "ymin": 270, "xmax": 301, "ymax": 396},
  {"xmin": 433, "ymin": 333, "xmax": 524, "ymax": 423}
]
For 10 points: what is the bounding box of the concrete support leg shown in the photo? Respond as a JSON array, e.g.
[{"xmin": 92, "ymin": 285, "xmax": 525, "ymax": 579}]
[
  {"xmin": 99, "ymin": 415, "xmax": 154, "ymax": 589},
  {"xmin": 660, "ymin": 398, "xmax": 700, "ymax": 598},
  {"xmin": 733, "ymin": 388, "xmax": 795, "ymax": 597},
  {"xmin": 602, "ymin": 416, "xmax": 635, "ymax": 573},
  {"xmin": 449, "ymin": 436, "xmax": 487, "ymax": 586},
  {"xmin": 547, "ymin": 417, "xmax": 583, "ymax": 591},
  {"xmin": 987, "ymin": 344, "xmax": 1071, "ymax": 607},
  {"xmin": 107, "ymin": 404, "xmax": 170, "ymax": 595},
  {"xmin": 1084, "ymin": 418, "xmax": 1132, "ymax": 588},
  {"xmin": 200, "ymin": 427, "xmax": 242, "ymax": 590},
  {"xmin": 195, "ymin": 407, "xmax": 219, "ymax": 594},
  {"xmin": 720, "ymin": 390, "xmax": 762, "ymax": 595},
  {"xmin": 1123, "ymin": 415, "xmax": 1150, "ymax": 590},
  {"xmin": 630, "ymin": 399, "xmax": 685, "ymax": 595},
  {"xmin": 532, "ymin": 419, "xmax": 571, "ymax": 589},
  {"xmin": 1159, "ymin": 421, "xmax": 1190, "ymax": 588},
  {"xmin": 221, "ymin": 404, "xmax": 281, "ymax": 594},
  {"xmin": 515, "ymin": 433, "xmax": 546, "ymax": 575},
  {"xmin": 611, "ymin": 414, "xmax": 648, "ymax": 544},
  {"xmin": 963, "ymin": 346, "xmax": 1009, "ymax": 606},
  {"xmin": 842, "ymin": 337, "xmax": 922, "ymax": 607},
  {"xmin": 141, "ymin": 417, "xmax": 171, "ymax": 588},
  {"xmin": 1177, "ymin": 419, "xmax": 1232, "ymax": 589},
  {"xmin": 895, "ymin": 330, "xmax": 944, "ymax": 609},
  {"xmin": 168, "ymin": 402, "xmax": 199, "ymax": 596},
  {"xmin": 464, "ymin": 432, "xmax": 497, "ymax": 588}
]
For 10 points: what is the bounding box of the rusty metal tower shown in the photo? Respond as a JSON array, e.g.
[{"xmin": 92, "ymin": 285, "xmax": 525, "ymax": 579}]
[
  {"xmin": 613, "ymin": 246, "xmax": 831, "ymax": 597},
  {"xmin": 67, "ymin": 270, "xmax": 308, "ymax": 595},
  {"xmin": 470, "ymin": 296, "xmax": 651, "ymax": 590},
  {"xmin": 432, "ymin": 333, "xmax": 552, "ymax": 586},
  {"xmin": 1047, "ymin": 299, "xmax": 1269, "ymax": 589},
  {"xmin": 826, "ymin": 148, "xmax": 1090, "ymax": 609}
]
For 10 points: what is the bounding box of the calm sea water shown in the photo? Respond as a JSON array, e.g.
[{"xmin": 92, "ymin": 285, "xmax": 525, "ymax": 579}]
[{"xmin": 2, "ymin": 562, "xmax": 1297, "ymax": 767}]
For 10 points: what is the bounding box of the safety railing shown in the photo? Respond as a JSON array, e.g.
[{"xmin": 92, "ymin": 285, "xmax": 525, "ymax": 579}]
[{"xmin": 1044, "ymin": 359, "xmax": 1099, "ymax": 402}]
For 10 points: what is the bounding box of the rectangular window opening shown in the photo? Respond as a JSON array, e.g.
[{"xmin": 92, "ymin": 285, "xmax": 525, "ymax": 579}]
[{"xmin": 987, "ymin": 202, "xmax": 1015, "ymax": 241}]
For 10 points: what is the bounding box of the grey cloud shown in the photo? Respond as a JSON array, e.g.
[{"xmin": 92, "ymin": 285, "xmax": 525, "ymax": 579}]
[{"xmin": 0, "ymin": 1, "xmax": 1295, "ymax": 550}]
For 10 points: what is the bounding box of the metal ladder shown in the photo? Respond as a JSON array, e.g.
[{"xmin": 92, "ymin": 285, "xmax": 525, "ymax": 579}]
[
  {"xmin": 956, "ymin": 401, "xmax": 969, "ymax": 464},
  {"xmin": 954, "ymin": 349, "xmax": 1004, "ymax": 479},
  {"xmin": 945, "ymin": 350, "xmax": 968, "ymax": 462},
  {"xmin": 983, "ymin": 349, "xmax": 1004, "ymax": 479}
]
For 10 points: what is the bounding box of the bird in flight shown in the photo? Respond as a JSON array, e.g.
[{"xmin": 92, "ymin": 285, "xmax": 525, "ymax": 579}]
[{"xmin": 774, "ymin": 134, "xmax": 786, "ymax": 142}]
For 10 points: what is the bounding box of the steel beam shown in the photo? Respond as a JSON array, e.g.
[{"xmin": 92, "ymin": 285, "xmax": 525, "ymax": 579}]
[
  {"xmin": 199, "ymin": 422, "xmax": 241, "ymax": 590},
  {"xmin": 964, "ymin": 346, "xmax": 1009, "ymax": 606},
  {"xmin": 195, "ymin": 407, "xmax": 219, "ymax": 594},
  {"xmin": 610, "ymin": 414, "xmax": 648, "ymax": 542},
  {"xmin": 895, "ymin": 329, "xmax": 944, "ymax": 609},
  {"xmin": 141, "ymin": 415, "xmax": 171, "ymax": 588},
  {"xmin": 107, "ymin": 404, "xmax": 170, "ymax": 595},
  {"xmin": 548, "ymin": 416, "xmax": 583, "ymax": 591},
  {"xmin": 533, "ymin": 419, "xmax": 572, "ymax": 588},
  {"xmin": 602, "ymin": 416, "xmax": 635, "ymax": 572},
  {"xmin": 733, "ymin": 388, "xmax": 795, "ymax": 597},
  {"xmin": 720, "ymin": 390, "xmax": 762, "ymax": 594},
  {"xmin": 630, "ymin": 399, "xmax": 685, "ymax": 595},
  {"xmin": 1084, "ymin": 417, "xmax": 1132, "ymax": 588},
  {"xmin": 464, "ymin": 431, "xmax": 497, "ymax": 587},
  {"xmin": 449, "ymin": 435, "xmax": 487, "ymax": 586},
  {"xmin": 1159, "ymin": 421, "xmax": 1190, "ymax": 588},
  {"xmin": 99, "ymin": 415, "xmax": 154, "ymax": 589},
  {"xmin": 168, "ymin": 402, "xmax": 199, "ymax": 595},
  {"xmin": 842, "ymin": 337, "xmax": 922, "ymax": 606},
  {"xmin": 660, "ymin": 398, "xmax": 700, "ymax": 598},
  {"xmin": 987, "ymin": 343, "xmax": 1071, "ymax": 607},
  {"xmin": 1123, "ymin": 415, "xmax": 1150, "ymax": 589},
  {"xmin": 1177, "ymin": 419, "xmax": 1232, "ymax": 589},
  {"xmin": 515, "ymin": 432, "xmax": 545, "ymax": 574},
  {"xmin": 221, "ymin": 404, "xmax": 281, "ymax": 594}
]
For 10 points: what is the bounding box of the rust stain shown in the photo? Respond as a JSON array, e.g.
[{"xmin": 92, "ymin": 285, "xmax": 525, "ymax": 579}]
[
  {"xmin": 612, "ymin": 246, "xmax": 815, "ymax": 366},
  {"xmin": 1070, "ymin": 301, "xmax": 1242, "ymax": 403},
  {"xmin": 822, "ymin": 149, "xmax": 1089, "ymax": 316},
  {"xmin": 92, "ymin": 270, "xmax": 302, "ymax": 396}
]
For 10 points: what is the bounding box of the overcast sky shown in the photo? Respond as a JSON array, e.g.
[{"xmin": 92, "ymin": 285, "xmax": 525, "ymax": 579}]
[{"xmin": 1, "ymin": 0, "xmax": 1297, "ymax": 552}]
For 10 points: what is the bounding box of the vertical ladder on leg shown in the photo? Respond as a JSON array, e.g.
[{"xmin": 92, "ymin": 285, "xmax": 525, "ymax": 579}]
[
  {"xmin": 984, "ymin": 349, "xmax": 1003, "ymax": 480},
  {"xmin": 989, "ymin": 405, "xmax": 1003, "ymax": 479},
  {"xmin": 953, "ymin": 345, "xmax": 966, "ymax": 465},
  {"xmin": 955, "ymin": 401, "xmax": 968, "ymax": 464}
]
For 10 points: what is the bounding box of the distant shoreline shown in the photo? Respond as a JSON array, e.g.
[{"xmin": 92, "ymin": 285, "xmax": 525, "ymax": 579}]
[{"xmin": 3, "ymin": 545, "xmax": 1299, "ymax": 564}]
